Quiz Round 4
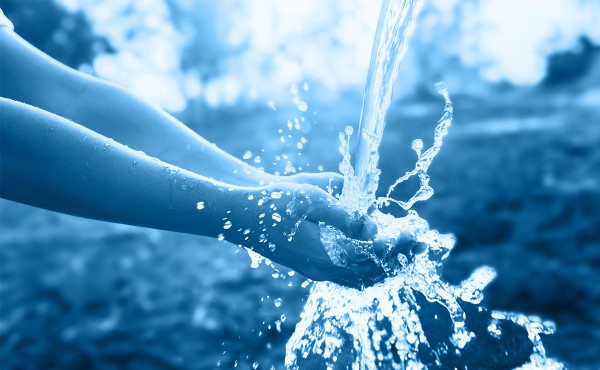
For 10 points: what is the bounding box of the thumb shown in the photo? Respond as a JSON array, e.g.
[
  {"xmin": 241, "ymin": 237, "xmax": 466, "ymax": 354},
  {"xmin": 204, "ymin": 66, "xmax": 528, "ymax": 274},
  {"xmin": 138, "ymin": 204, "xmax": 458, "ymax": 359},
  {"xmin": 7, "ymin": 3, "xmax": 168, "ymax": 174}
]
[{"xmin": 305, "ymin": 196, "xmax": 377, "ymax": 241}]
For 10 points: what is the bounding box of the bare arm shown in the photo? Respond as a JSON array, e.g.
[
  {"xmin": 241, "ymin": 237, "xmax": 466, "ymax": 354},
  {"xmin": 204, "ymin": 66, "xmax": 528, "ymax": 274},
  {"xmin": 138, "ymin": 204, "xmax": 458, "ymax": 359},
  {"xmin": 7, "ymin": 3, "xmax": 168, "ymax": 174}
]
[
  {"xmin": 0, "ymin": 28, "xmax": 344, "ymax": 190},
  {"xmin": 0, "ymin": 28, "xmax": 273, "ymax": 186},
  {"xmin": 0, "ymin": 97, "xmax": 232, "ymax": 236},
  {"xmin": 0, "ymin": 97, "xmax": 384, "ymax": 286}
]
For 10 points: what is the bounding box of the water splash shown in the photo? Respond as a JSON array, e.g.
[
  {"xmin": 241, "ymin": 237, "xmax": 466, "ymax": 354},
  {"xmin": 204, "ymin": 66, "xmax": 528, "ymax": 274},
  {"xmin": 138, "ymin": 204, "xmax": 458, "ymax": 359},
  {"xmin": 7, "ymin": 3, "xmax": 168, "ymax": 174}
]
[
  {"xmin": 339, "ymin": 0, "xmax": 425, "ymax": 214},
  {"xmin": 286, "ymin": 0, "xmax": 564, "ymax": 368},
  {"xmin": 378, "ymin": 82, "xmax": 452, "ymax": 210},
  {"xmin": 288, "ymin": 211, "xmax": 513, "ymax": 369}
]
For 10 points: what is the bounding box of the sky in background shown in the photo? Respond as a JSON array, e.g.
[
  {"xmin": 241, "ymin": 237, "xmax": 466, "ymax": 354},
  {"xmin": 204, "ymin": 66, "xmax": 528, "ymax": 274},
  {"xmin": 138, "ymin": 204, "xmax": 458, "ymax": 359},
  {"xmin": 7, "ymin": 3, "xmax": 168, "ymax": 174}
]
[{"xmin": 51, "ymin": 0, "xmax": 600, "ymax": 112}]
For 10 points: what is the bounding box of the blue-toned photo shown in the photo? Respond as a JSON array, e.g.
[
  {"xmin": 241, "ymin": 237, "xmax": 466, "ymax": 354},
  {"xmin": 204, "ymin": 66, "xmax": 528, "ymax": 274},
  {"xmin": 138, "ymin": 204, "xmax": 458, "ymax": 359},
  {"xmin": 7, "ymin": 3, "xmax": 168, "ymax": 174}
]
[{"xmin": 0, "ymin": 0, "xmax": 599, "ymax": 369}]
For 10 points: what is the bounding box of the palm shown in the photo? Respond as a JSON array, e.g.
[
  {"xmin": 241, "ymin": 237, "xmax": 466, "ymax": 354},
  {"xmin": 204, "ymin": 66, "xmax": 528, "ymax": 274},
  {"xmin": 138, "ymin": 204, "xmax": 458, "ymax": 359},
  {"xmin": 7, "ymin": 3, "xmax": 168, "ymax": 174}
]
[{"xmin": 223, "ymin": 184, "xmax": 381, "ymax": 287}]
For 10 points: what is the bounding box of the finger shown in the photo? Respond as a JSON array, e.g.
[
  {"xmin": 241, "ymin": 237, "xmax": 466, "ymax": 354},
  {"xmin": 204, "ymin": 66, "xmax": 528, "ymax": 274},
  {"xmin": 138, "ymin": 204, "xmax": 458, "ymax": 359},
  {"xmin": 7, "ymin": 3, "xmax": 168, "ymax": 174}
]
[
  {"xmin": 382, "ymin": 232, "xmax": 427, "ymax": 261},
  {"xmin": 291, "ymin": 172, "xmax": 344, "ymax": 195},
  {"xmin": 386, "ymin": 233, "xmax": 416, "ymax": 259},
  {"xmin": 359, "ymin": 216, "xmax": 378, "ymax": 240},
  {"xmin": 351, "ymin": 260, "xmax": 387, "ymax": 288},
  {"xmin": 343, "ymin": 240, "xmax": 373, "ymax": 263},
  {"xmin": 306, "ymin": 201, "xmax": 363, "ymax": 240},
  {"xmin": 307, "ymin": 202, "xmax": 381, "ymax": 242},
  {"xmin": 326, "ymin": 268, "xmax": 363, "ymax": 288},
  {"xmin": 372, "ymin": 237, "xmax": 396, "ymax": 260},
  {"xmin": 323, "ymin": 173, "xmax": 344, "ymax": 196}
]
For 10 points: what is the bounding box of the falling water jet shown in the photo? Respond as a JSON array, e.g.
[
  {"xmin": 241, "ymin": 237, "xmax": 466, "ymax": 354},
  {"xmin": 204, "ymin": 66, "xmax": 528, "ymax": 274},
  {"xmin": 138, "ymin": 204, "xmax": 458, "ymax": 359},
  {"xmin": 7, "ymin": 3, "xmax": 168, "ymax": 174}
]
[
  {"xmin": 285, "ymin": 0, "xmax": 564, "ymax": 368},
  {"xmin": 339, "ymin": 0, "xmax": 424, "ymax": 214}
]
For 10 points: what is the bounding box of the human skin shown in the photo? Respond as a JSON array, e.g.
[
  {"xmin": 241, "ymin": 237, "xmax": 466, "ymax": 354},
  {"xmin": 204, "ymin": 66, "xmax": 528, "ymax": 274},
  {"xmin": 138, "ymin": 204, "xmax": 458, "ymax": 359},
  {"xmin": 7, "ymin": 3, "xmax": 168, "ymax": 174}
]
[
  {"xmin": 0, "ymin": 28, "xmax": 342, "ymax": 190},
  {"xmin": 0, "ymin": 25, "xmax": 420, "ymax": 287},
  {"xmin": 0, "ymin": 98, "xmax": 387, "ymax": 286}
]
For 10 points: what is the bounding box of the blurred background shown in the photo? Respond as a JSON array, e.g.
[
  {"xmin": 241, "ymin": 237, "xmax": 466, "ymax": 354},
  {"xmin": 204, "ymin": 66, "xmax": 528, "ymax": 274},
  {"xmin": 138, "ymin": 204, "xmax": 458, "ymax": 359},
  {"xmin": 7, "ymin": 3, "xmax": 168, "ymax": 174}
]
[{"xmin": 1, "ymin": 0, "xmax": 599, "ymax": 369}]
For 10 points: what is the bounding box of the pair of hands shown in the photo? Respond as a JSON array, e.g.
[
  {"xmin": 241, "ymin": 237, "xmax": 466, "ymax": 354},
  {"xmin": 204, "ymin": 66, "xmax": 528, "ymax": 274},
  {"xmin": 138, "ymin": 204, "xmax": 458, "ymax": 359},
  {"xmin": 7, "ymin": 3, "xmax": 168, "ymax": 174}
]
[{"xmin": 221, "ymin": 172, "xmax": 421, "ymax": 289}]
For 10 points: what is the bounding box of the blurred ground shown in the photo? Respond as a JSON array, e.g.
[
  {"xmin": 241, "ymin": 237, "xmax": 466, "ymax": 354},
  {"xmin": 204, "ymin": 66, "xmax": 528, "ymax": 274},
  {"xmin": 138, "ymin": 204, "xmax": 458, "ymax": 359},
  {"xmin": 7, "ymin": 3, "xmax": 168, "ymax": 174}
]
[{"xmin": 1, "ymin": 2, "xmax": 600, "ymax": 370}]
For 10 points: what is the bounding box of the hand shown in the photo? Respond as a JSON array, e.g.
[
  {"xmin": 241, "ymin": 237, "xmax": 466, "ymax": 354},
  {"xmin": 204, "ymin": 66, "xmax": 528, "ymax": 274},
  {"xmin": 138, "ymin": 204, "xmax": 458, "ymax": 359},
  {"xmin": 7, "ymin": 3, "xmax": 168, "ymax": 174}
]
[
  {"xmin": 222, "ymin": 183, "xmax": 383, "ymax": 288},
  {"xmin": 269, "ymin": 172, "xmax": 344, "ymax": 196},
  {"xmin": 367, "ymin": 209, "xmax": 429, "ymax": 268}
]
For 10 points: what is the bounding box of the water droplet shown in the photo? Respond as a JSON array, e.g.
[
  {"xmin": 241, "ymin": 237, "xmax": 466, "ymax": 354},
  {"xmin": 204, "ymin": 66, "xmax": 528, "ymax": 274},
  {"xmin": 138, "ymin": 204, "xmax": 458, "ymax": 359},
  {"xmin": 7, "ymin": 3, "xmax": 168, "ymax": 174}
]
[
  {"xmin": 270, "ymin": 191, "xmax": 282, "ymax": 199},
  {"xmin": 406, "ymin": 332, "xmax": 418, "ymax": 344},
  {"xmin": 247, "ymin": 194, "xmax": 254, "ymax": 200},
  {"xmin": 284, "ymin": 162, "xmax": 295, "ymax": 174},
  {"xmin": 223, "ymin": 221, "xmax": 232, "ymax": 229},
  {"xmin": 411, "ymin": 139, "xmax": 423, "ymax": 152},
  {"xmin": 196, "ymin": 202, "xmax": 205, "ymax": 210},
  {"xmin": 272, "ymin": 213, "xmax": 282, "ymax": 222},
  {"xmin": 217, "ymin": 234, "xmax": 225, "ymax": 241},
  {"xmin": 243, "ymin": 229, "xmax": 251, "ymax": 235},
  {"xmin": 397, "ymin": 253, "xmax": 408, "ymax": 267},
  {"xmin": 243, "ymin": 151, "xmax": 252, "ymax": 160},
  {"xmin": 247, "ymin": 249, "xmax": 263, "ymax": 268},
  {"xmin": 487, "ymin": 323, "xmax": 502, "ymax": 338},
  {"xmin": 274, "ymin": 298, "xmax": 282, "ymax": 307},
  {"xmin": 252, "ymin": 361, "xmax": 259, "ymax": 369},
  {"xmin": 296, "ymin": 100, "xmax": 308, "ymax": 112},
  {"xmin": 268, "ymin": 243, "xmax": 276, "ymax": 252},
  {"xmin": 344, "ymin": 126, "xmax": 354, "ymax": 136}
]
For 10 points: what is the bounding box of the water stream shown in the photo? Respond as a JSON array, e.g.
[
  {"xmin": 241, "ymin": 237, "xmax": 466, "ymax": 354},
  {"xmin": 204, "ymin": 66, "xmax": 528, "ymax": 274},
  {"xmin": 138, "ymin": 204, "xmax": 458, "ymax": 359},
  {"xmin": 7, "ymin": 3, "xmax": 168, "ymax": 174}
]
[
  {"xmin": 285, "ymin": 0, "xmax": 564, "ymax": 368},
  {"xmin": 338, "ymin": 0, "xmax": 424, "ymax": 214}
]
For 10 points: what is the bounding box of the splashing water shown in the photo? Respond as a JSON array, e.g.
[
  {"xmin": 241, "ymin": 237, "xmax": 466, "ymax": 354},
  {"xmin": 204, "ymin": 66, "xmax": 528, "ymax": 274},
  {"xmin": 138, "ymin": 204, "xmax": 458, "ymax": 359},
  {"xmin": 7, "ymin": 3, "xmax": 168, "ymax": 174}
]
[
  {"xmin": 378, "ymin": 82, "xmax": 452, "ymax": 211},
  {"xmin": 286, "ymin": 0, "xmax": 564, "ymax": 369},
  {"xmin": 339, "ymin": 0, "xmax": 424, "ymax": 214}
]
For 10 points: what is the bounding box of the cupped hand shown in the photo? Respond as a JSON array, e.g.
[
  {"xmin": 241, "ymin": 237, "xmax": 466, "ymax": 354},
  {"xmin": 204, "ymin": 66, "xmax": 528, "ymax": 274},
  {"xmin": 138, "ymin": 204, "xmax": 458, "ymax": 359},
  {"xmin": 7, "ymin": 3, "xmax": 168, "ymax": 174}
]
[{"xmin": 223, "ymin": 183, "xmax": 382, "ymax": 288}]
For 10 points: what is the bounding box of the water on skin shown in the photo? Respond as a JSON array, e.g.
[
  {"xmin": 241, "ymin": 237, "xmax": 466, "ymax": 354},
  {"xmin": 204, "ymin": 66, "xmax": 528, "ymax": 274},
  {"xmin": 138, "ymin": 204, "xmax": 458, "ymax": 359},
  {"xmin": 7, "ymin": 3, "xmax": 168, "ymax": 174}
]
[
  {"xmin": 284, "ymin": 0, "xmax": 563, "ymax": 368},
  {"xmin": 184, "ymin": 0, "xmax": 565, "ymax": 367}
]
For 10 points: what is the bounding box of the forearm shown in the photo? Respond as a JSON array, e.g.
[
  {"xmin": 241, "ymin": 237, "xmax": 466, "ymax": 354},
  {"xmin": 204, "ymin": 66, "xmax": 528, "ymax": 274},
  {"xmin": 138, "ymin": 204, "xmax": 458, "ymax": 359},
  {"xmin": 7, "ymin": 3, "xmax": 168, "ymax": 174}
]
[
  {"xmin": 0, "ymin": 29, "xmax": 268, "ymax": 186},
  {"xmin": 0, "ymin": 98, "xmax": 238, "ymax": 238},
  {"xmin": 68, "ymin": 78, "xmax": 270, "ymax": 185}
]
